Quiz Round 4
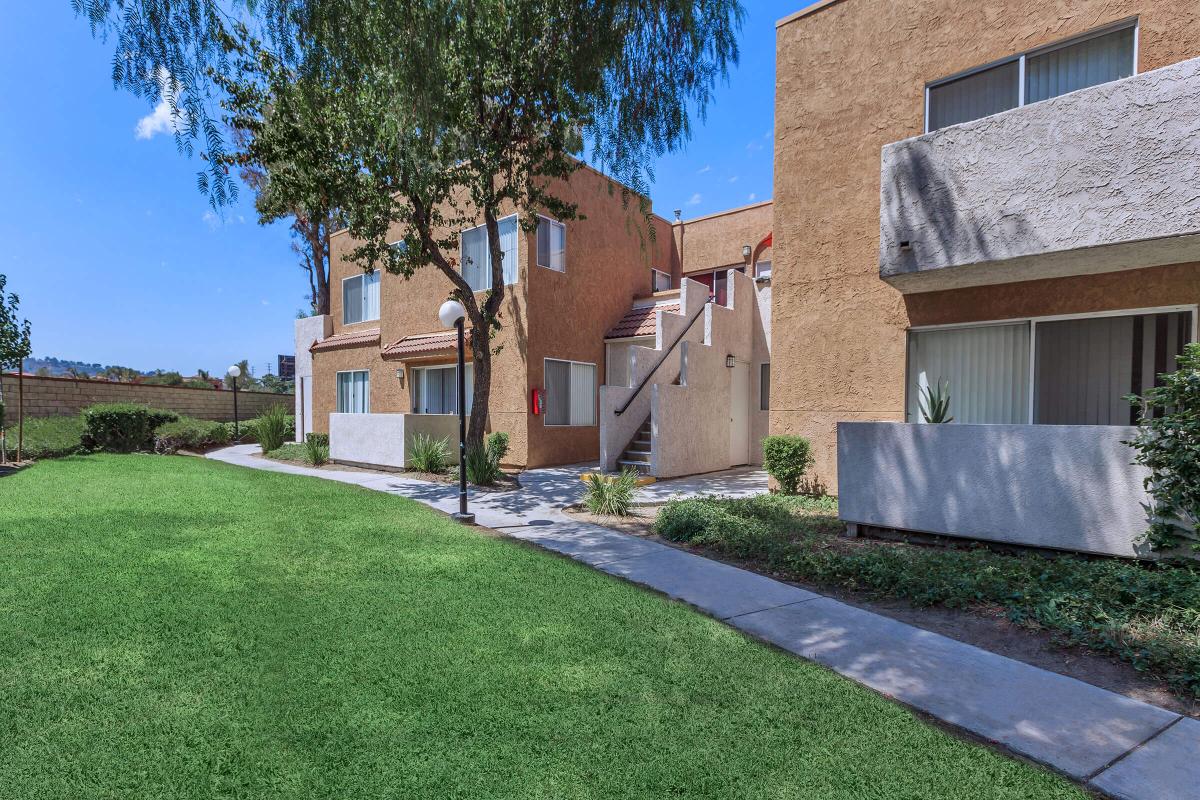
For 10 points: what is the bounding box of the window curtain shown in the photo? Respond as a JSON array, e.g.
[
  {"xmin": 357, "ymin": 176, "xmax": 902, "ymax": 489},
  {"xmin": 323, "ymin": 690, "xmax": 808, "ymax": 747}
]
[
  {"xmin": 343, "ymin": 277, "xmax": 363, "ymax": 324},
  {"xmin": 461, "ymin": 226, "xmax": 489, "ymax": 292},
  {"xmin": 499, "ymin": 217, "xmax": 519, "ymax": 285},
  {"xmin": 1026, "ymin": 27, "xmax": 1134, "ymax": 104},
  {"xmin": 364, "ymin": 271, "xmax": 380, "ymax": 320},
  {"xmin": 907, "ymin": 323, "xmax": 1030, "ymax": 423},
  {"xmin": 337, "ymin": 371, "xmax": 369, "ymax": 414},
  {"xmin": 569, "ymin": 362, "xmax": 595, "ymax": 426},
  {"xmin": 413, "ymin": 365, "xmax": 473, "ymax": 415},
  {"xmin": 544, "ymin": 360, "xmax": 571, "ymax": 425},
  {"xmin": 927, "ymin": 60, "xmax": 1019, "ymax": 131}
]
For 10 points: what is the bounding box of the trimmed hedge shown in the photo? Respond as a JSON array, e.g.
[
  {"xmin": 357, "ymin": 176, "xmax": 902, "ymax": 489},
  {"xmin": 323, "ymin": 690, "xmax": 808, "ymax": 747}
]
[
  {"xmin": 153, "ymin": 417, "xmax": 231, "ymax": 454},
  {"xmin": 82, "ymin": 404, "xmax": 178, "ymax": 453},
  {"xmin": 3, "ymin": 415, "xmax": 87, "ymax": 460},
  {"xmin": 762, "ymin": 435, "xmax": 814, "ymax": 495}
]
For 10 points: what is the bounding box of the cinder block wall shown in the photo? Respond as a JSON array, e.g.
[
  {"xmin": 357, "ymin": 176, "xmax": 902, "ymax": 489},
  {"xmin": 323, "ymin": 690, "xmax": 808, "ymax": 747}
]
[{"xmin": 0, "ymin": 374, "xmax": 293, "ymax": 422}]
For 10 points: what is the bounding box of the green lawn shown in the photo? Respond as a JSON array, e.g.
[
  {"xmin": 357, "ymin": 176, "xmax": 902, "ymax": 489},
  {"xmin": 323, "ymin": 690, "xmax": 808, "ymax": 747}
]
[{"xmin": 0, "ymin": 455, "xmax": 1084, "ymax": 799}]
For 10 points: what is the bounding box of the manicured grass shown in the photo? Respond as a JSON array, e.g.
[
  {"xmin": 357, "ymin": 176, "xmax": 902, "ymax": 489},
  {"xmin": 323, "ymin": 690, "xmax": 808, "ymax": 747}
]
[
  {"xmin": 0, "ymin": 456, "xmax": 1084, "ymax": 799},
  {"xmin": 656, "ymin": 494, "xmax": 1200, "ymax": 698},
  {"xmin": 3, "ymin": 414, "xmax": 85, "ymax": 459}
]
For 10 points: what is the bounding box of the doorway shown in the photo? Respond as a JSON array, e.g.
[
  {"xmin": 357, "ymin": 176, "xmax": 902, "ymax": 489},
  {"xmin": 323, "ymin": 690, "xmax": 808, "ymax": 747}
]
[{"xmin": 729, "ymin": 360, "xmax": 750, "ymax": 466}]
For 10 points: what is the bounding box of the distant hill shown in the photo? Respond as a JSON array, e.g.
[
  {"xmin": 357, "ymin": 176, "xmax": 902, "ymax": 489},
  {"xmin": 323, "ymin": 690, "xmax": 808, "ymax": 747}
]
[{"xmin": 20, "ymin": 356, "xmax": 136, "ymax": 378}]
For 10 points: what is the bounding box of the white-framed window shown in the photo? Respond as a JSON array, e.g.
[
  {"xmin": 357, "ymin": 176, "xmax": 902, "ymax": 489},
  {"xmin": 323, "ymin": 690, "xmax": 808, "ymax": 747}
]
[
  {"xmin": 754, "ymin": 260, "xmax": 772, "ymax": 279},
  {"xmin": 410, "ymin": 364, "xmax": 474, "ymax": 415},
  {"xmin": 906, "ymin": 305, "xmax": 1195, "ymax": 426},
  {"xmin": 925, "ymin": 20, "xmax": 1137, "ymax": 132},
  {"xmin": 536, "ymin": 216, "xmax": 566, "ymax": 272},
  {"xmin": 651, "ymin": 268, "xmax": 672, "ymax": 292},
  {"xmin": 342, "ymin": 271, "xmax": 381, "ymax": 325},
  {"xmin": 544, "ymin": 358, "xmax": 596, "ymax": 427},
  {"xmin": 759, "ymin": 363, "xmax": 770, "ymax": 411},
  {"xmin": 461, "ymin": 215, "xmax": 519, "ymax": 292},
  {"xmin": 336, "ymin": 370, "xmax": 370, "ymax": 413}
]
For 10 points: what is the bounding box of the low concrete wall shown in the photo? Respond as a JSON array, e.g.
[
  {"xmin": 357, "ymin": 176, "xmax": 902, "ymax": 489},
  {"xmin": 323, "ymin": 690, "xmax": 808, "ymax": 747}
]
[
  {"xmin": 329, "ymin": 413, "xmax": 459, "ymax": 469},
  {"xmin": 0, "ymin": 373, "xmax": 291, "ymax": 422},
  {"xmin": 837, "ymin": 422, "xmax": 1152, "ymax": 558},
  {"xmin": 294, "ymin": 315, "xmax": 332, "ymax": 441}
]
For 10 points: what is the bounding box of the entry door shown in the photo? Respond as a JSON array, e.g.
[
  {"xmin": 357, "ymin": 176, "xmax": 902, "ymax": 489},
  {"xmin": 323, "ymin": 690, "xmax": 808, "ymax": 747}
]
[{"xmin": 729, "ymin": 360, "xmax": 750, "ymax": 466}]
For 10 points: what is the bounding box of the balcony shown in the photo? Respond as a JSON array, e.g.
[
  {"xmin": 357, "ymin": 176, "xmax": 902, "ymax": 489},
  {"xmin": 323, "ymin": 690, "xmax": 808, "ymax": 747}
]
[{"xmin": 880, "ymin": 56, "xmax": 1200, "ymax": 292}]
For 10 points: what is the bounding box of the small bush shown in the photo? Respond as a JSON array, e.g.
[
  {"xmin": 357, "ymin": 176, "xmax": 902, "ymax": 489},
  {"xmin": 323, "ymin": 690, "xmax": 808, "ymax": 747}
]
[
  {"xmin": 762, "ymin": 435, "xmax": 814, "ymax": 495},
  {"xmin": 304, "ymin": 436, "xmax": 330, "ymax": 466},
  {"xmin": 82, "ymin": 403, "xmax": 177, "ymax": 453},
  {"xmin": 4, "ymin": 415, "xmax": 86, "ymax": 460},
  {"xmin": 486, "ymin": 431, "xmax": 510, "ymax": 464},
  {"xmin": 225, "ymin": 415, "xmax": 294, "ymax": 444},
  {"xmin": 254, "ymin": 405, "xmax": 291, "ymax": 453},
  {"xmin": 464, "ymin": 442, "xmax": 502, "ymax": 486},
  {"xmin": 153, "ymin": 417, "xmax": 231, "ymax": 454},
  {"xmin": 408, "ymin": 433, "xmax": 450, "ymax": 474},
  {"xmin": 583, "ymin": 469, "xmax": 639, "ymax": 516}
]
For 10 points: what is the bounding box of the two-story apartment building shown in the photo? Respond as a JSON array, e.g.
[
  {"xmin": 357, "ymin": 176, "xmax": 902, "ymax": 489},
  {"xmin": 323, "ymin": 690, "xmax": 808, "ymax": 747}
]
[
  {"xmin": 771, "ymin": 0, "xmax": 1200, "ymax": 555},
  {"xmin": 294, "ymin": 164, "xmax": 774, "ymax": 473}
]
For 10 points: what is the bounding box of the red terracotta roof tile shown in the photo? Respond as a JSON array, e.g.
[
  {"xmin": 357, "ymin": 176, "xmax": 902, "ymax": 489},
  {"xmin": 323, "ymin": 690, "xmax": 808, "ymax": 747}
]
[
  {"xmin": 605, "ymin": 303, "xmax": 680, "ymax": 339},
  {"xmin": 381, "ymin": 330, "xmax": 469, "ymax": 359},
  {"xmin": 309, "ymin": 327, "xmax": 380, "ymax": 353}
]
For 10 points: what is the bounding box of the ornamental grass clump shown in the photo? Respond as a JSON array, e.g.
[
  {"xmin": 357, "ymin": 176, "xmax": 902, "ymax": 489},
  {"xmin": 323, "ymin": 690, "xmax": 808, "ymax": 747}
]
[
  {"xmin": 254, "ymin": 405, "xmax": 291, "ymax": 453},
  {"xmin": 408, "ymin": 433, "xmax": 450, "ymax": 474},
  {"xmin": 304, "ymin": 433, "xmax": 330, "ymax": 466},
  {"xmin": 583, "ymin": 469, "xmax": 639, "ymax": 516}
]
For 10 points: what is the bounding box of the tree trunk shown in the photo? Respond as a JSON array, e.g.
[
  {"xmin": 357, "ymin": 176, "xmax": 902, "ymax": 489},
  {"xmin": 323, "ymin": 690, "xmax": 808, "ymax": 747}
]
[
  {"xmin": 466, "ymin": 323, "xmax": 490, "ymax": 451},
  {"xmin": 308, "ymin": 222, "xmax": 331, "ymax": 316}
]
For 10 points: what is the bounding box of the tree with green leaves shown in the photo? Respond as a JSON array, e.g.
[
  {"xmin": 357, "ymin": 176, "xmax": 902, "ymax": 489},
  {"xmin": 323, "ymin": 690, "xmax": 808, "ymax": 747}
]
[
  {"xmin": 76, "ymin": 0, "xmax": 744, "ymax": 449},
  {"xmin": 0, "ymin": 274, "xmax": 33, "ymax": 462}
]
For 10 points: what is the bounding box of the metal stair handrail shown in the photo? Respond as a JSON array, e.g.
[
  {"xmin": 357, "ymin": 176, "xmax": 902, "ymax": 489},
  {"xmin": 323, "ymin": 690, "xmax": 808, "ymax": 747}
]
[{"xmin": 614, "ymin": 298, "xmax": 712, "ymax": 417}]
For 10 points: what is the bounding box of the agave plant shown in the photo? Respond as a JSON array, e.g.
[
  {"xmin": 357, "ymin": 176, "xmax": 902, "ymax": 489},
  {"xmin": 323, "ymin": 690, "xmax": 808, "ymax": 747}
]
[{"xmin": 919, "ymin": 380, "xmax": 954, "ymax": 424}]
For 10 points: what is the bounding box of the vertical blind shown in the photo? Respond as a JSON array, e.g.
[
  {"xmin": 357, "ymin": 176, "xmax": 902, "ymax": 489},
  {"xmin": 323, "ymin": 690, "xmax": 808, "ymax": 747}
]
[
  {"xmin": 412, "ymin": 365, "xmax": 473, "ymax": 415},
  {"xmin": 927, "ymin": 60, "xmax": 1019, "ymax": 131},
  {"xmin": 545, "ymin": 359, "xmax": 595, "ymax": 426},
  {"xmin": 1026, "ymin": 26, "xmax": 1135, "ymax": 104},
  {"xmin": 336, "ymin": 371, "xmax": 370, "ymax": 414},
  {"xmin": 907, "ymin": 323, "xmax": 1031, "ymax": 424},
  {"xmin": 537, "ymin": 218, "xmax": 566, "ymax": 272},
  {"xmin": 462, "ymin": 217, "xmax": 520, "ymax": 292}
]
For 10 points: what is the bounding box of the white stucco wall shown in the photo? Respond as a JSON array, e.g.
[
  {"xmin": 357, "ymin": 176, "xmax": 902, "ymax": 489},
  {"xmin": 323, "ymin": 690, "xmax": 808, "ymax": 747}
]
[
  {"xmin": 329, "ymin": 413, "xmax": 459, "ymax": 469},
  {"xmin": 294, "ymin": 315, "xmax": 331, "ymax": 442},
  {"xmin": 837, "ymin": 422, "xmax": 1153, "ymax": 558}
]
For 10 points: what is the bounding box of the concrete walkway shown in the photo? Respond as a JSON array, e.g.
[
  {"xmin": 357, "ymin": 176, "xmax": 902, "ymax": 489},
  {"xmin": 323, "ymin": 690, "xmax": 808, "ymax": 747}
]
[{"xmin": 207, "ymin": 445, "xmax": 1195, "ymax": 800}]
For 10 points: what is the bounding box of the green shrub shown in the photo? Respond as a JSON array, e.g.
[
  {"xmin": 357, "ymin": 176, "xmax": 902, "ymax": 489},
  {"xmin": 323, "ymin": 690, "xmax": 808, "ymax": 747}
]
[
  {"xmin": 82, "ymin": 403, "xmax": 178, "ymax": 453},
  {"xmin": 464, "ymin": 442, "xmax": 502, "ymax": 486},
  {"xmin": 224, "ymin": 415, "xmax": 294, "ymax": 444},
  {"xmin": 304, "ymin": 436, "xmax": 330, "ymax": 466},
  {"xmin": 153, "ymin": 417, "xmax": 231, "ymax": 454},
  {"xmin": 583, "ymin": 469, "xmax": 639, "ymax": 516},
  {"xmin": 1127, "ymin": 342, "xmax": 1200, "ymax": 553},
  {"xmin": 254, "ymin": 405, "xmax": 291, "ymax": 453},
  {"xmin": 762, "ymin": 435, "xmax": 814, "ymax": 495},
  {"xmin": 486, "ymin": 431, "xmax": 510, "ymax": 464},
  {"xmin": 4, "ymin": 415, "xmax": 86, "ymax": 460},
  {"xmin": 408, "ymin": 433, "xmax": 450, "ymax": 474}
]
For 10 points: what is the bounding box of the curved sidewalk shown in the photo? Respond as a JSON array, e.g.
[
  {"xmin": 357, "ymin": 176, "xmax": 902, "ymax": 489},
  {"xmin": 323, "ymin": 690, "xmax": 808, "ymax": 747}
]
[{"xmin": 207, "ymin": 444, "xmax": 1195, "ymax": 800}]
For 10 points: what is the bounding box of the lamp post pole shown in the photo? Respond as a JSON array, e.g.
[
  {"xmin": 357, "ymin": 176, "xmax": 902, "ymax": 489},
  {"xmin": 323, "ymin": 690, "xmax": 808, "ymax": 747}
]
[
  {"xmin": 439, "ymin": 300, "xmax": 474, "ymax": 524},
  {"xmin": 227, "ymin": 365, "xmax": 242, "ymax": 439}
]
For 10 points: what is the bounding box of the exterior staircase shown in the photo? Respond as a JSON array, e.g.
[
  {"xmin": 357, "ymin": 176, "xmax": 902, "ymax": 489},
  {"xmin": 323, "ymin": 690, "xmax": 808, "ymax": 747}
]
[{"xmin": 616, "ymin": 417, "xmax": 653, "ymax": 474}]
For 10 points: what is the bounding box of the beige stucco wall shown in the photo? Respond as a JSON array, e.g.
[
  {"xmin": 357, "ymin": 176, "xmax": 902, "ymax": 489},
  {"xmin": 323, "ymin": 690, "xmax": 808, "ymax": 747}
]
[
  {"xmin": 771, "ymin": 0, "xmax": 1200, "ymax": 493},
  {"xmin": 678, "ymin": 201, "xmax": 773, "ymax": 276}
]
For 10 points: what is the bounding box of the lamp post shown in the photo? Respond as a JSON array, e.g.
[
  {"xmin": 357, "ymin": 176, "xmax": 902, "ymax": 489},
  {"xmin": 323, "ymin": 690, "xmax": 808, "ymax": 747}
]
[
  {"xmin": 227, "ymin": 365, "xmax": 241, "ymax": 439},
  {"xmin": 438, "ymin": 299, "xmax": 474, "ymax": 524}
]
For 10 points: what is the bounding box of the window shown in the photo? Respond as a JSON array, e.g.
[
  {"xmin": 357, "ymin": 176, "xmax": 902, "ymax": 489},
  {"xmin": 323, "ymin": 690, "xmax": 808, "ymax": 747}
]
[
  {"xmin": 759, "ymin": 364, "xmax": 770, "ymax": 411},
  {"xmin": 651, "ymin": 268, "xmax": 672, "ymax": 292},
  {"xmin": 755, "ymin": 260, "xmax": 772, "ymax": 279},
  {"xmin": 537, "ymin": 217, "xmax": 566, "ymax": 272},
  {"xmin": 461, "ymin": 216, "xmax": 519, "ymax": 292},
  {"xmin": 544, "ymin": 358, "xmax": 596, "ymax": 426},
  {"xmin": 906, "ymin": 307, "xmax": 1194, "ymax": 425},
  {"xmin": 926, "ymin": 22, "xmax": 1137, "ymax": 131},
  {"xmin": 411, "ymin": 364, "xmax": 473, "ymax": 415},
  {"xmin": 342, "ymin": 271, "xmax": 380, "ymax": 325},
  {"xmin": 336, "ymin": 370, "xmax": 370, "ymax": 413}
]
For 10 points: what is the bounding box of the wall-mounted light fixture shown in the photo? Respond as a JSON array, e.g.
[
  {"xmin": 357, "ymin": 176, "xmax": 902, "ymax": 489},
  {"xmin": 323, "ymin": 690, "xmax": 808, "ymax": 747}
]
[
  {"xmin": 395, "ymin": 368, "xmax": 405, "ymax": 387},
  {"xmin": 742, "ymin": 244, "xmax": 752, "ymax": 259},
  {"xmin": 725, "ymin": 355, "xmax": 736, "ymax": 368}
]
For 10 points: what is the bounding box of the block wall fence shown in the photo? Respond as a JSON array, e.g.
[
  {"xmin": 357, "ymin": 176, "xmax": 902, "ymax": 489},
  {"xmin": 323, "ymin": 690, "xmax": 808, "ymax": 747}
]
[{"xmin": 0, "ymin": 374, "xmax": 293, "ymax": 422}]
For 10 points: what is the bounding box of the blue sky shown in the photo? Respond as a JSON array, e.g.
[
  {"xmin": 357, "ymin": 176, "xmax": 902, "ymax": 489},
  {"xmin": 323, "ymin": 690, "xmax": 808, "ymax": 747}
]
[{"xmin": 0, "ymin": 0, "xmax": 807, "ymax": 377}]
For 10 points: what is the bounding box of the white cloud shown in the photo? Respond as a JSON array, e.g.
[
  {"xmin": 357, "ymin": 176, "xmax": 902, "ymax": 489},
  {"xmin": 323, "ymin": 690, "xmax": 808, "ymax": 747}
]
[
  {"xmin": 261, "ymin": 299, "xmax": 270, "ymax": 306},
  {"xmin": 135, "ymin": 68, "xmax": 187, "ymax": 140},
  {"xmin": 686, "ymin": 193, "xmax": 702, "ymax": 206},
  {"xmin": 696, "ymin": 164, "xmax": 712, "ymax": 175},
  {"xmin": 746, "ymin": 140, "xmax": 764, "ymax": 153},
  {"xmin": 201, "ymin": 210, "xmax": 220, "ymax": 230},
  {"xmin": 728, "ymin": 175, "xmax": 739, "ymax": 183},
  {"xmin": 764, "ymin": 128, "xmax": 773, "ymax": 140},
  {"xmin": 748, "ymin": 193, "xmax": 758, "ymax": 202}
]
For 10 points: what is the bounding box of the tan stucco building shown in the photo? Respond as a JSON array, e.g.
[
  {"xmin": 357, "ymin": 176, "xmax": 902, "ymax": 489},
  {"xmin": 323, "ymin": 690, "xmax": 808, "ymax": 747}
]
[
  {"xmin": 297, "ymin": 165, "xmax": 774, "ymax": 472},
  {"xmin": 771, "ymin": 0, "xmax": 1200, "ymax": 497}
]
